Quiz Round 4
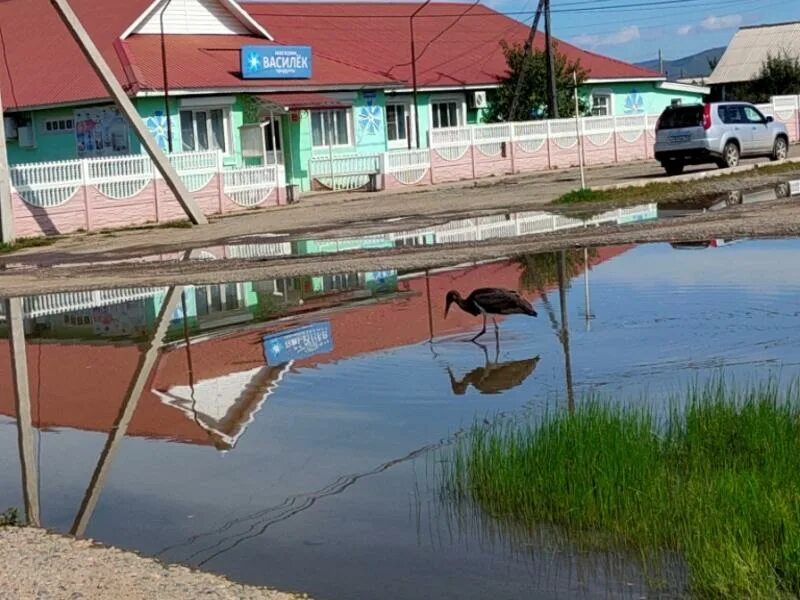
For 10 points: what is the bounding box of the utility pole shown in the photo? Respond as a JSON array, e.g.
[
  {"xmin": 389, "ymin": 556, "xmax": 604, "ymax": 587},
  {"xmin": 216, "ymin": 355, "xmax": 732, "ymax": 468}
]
[
  {"xmin": 49, "ymin": 0, "xmax": 207, "ymax": 225},
  {"xmin": 0, "ymin": 83, "xmax": 15, "ymax": 244},
  {"xmin": 410, "ymin": 0, "xmax": 431, "ymax": 148},
  {"xmin": 508, "ymin": 0, "xmax": 544, "ymax": 121},
  {"xmin": 658, "ymin": 48, "xmax": 664, "ymax": 75},
  {"xmin": 544, "ymin": 0, "xmax": 559, "ymax": 119}
]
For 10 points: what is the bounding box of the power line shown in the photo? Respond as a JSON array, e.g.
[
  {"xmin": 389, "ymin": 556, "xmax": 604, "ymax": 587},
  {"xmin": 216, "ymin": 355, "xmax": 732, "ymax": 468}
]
[{"xmin": 246, "ymin": 0, "xmax": 767, "ymax": 18}]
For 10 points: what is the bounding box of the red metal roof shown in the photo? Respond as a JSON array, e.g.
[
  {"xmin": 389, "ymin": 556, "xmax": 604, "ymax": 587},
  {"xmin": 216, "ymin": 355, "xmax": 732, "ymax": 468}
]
[
  {"xmin": 240, "ymin": 2, "xmax": 662, "ymax": 87},
  {"xmin": 124, "ymin": 34, "xmax": 398, "ymax": 92},
  {"xmin": 0, "ymin": 0, "xmax": 661, "ymax": 111}
]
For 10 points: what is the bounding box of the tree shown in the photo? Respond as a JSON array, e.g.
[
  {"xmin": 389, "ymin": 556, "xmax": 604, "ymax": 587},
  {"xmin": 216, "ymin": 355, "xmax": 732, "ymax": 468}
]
[
  {"xmin": 487, "ymin": 41, "xmax": 588, "ymax": 122},
  {"xmin": 748, "ymin": 51, "xmax": 800, "ymax": 102}
]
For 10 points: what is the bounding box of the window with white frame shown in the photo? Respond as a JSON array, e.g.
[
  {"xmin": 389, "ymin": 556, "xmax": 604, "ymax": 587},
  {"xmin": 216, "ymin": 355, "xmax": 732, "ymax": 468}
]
[
  {"xmin": 180, "ymin": 107, "xmax": 230, "ymax": 153},
  {"xmin": 590, "ymin": 93, "xmax": 612, "ymax": 116},
  {"xmin": 310, "ymin": 109, "xmax": 352, "ymax": 148},
  {"xmin": 386, "ymin": 103, "xmax": 410, "ymax": 147},
  {"xmin": 431, "ymin": 99, "xmax": 463, "ymax": 128}
]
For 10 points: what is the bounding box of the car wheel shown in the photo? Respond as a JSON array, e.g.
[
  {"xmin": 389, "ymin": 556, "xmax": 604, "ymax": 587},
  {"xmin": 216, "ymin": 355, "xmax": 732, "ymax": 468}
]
[
  {"xmin": 772, "ymin": 137, "xmax": 788, "ymax": 161},
  {"xmin": 722, "ymin": 142, "xmax": 740, "ymax": 169},
  {"xmin": 663, "ymin": 161, "xmax": 684, "ymax": 176}
]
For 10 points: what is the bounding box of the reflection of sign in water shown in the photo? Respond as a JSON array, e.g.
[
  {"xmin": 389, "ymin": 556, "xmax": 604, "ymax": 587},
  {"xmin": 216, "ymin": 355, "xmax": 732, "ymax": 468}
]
[
  {"xmin": 241, "ymin": 45, "xmax": 312, "ymax": 79},
  {"xmin": 74, "ymin": 105, "xmax": 130, "ymax": 158},
  {"xmin": 263, "ymin": 321, "xmax": 333, "ymax": 365}
]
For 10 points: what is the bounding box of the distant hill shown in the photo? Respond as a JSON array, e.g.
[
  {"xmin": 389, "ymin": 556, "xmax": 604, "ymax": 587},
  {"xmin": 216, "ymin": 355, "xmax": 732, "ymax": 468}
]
[{"xmin": 636, "ymin": 47, "xmax": 726, "ymax": 80}]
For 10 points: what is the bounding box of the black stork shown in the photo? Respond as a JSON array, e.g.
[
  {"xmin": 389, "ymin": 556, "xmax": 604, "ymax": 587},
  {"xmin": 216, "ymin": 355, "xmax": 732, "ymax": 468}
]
[{"xmin": 444, "ymin": 288, "xmax": 538, "ymax": 342}]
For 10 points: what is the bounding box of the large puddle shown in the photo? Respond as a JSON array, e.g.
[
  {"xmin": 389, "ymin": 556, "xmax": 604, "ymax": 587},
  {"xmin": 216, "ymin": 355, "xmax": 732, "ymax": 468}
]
[{"xmin": 1, "ymin": 238, "xmax": 800, "ymax": 598}]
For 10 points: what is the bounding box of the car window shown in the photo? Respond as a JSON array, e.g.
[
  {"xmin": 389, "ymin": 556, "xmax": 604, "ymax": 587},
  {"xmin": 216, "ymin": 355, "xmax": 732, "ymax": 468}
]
[
  {"xmin": 744, "ymin": 106, "xmax": 765, "ymax": 123},
  {"xmin": 658, "ymin": 106, "xmax": 702, "ymax": 129},
  {"xmin": 719, "ymin": 105, "xmax": 746, "ymax": 125}
]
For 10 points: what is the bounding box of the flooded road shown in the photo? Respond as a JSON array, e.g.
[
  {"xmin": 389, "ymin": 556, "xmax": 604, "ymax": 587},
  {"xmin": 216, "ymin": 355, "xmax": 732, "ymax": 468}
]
[{"xmin": 1, "ymin": 238, "xmax": 799, "ymax": 598}]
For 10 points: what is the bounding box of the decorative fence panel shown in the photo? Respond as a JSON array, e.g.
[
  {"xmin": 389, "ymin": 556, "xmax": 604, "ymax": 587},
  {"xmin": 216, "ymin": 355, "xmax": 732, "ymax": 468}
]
[
  {"xmin": 308, "ymin": 153, "xmax": 381, "ymax": 191},
  {"xmin": 9, "ymin": 150, "xmax": 283, "ymax": 238}
]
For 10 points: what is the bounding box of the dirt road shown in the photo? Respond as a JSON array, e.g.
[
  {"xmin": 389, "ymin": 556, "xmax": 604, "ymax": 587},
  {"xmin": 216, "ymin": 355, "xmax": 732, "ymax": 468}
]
[
  {"xmin": 2, "ymin": 195, "xmax": 800, "ymax": 296},
  {"xmin": 1, "ymin": 149, "xmax": 800, "ymax": 295},
  {"xmin": 3, "ymin": 148, "xmax": 799, "ymax": 269}
]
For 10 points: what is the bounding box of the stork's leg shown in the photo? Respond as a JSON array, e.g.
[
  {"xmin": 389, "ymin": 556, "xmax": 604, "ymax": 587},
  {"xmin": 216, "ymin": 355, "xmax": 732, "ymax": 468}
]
[
  {"xmin": 493, "ymin": 329, "xmax": 500, "ymax": 362},
  {"xmin": 471, "ymin": 312, "xmax": 487, "ymax": 342}
]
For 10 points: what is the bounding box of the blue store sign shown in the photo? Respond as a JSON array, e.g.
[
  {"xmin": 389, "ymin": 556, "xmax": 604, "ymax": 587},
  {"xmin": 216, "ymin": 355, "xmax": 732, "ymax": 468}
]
[
  {"xmin": 242, "ymin": 45, "xmax": 312, "ymax": 79},
  {"xmin": 262, "ymin": 321, "xmax": 333, "ymax": 365}
]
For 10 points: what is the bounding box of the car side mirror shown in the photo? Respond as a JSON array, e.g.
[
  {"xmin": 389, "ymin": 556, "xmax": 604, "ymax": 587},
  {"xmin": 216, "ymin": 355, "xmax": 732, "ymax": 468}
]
[{"xmin": 766, "ymin": 116, "xmax": 774, "ymax": 123}]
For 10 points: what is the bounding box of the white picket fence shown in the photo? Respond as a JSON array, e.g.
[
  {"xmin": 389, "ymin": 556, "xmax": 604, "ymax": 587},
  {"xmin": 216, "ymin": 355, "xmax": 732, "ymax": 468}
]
[
  {"xmin": 316, "ymin": 95, "xmax": 800, "ymax": 188},
  {"xmin": 9, "ymin": 150, "xmax": 279, "ymax": 210},
  {"xmin": 388, "ymin": 203, "xmax": 658, "ymax": 245},
  {"xmin": 0, "ymin": 288, "xmax": 166, "ymax": 319}
]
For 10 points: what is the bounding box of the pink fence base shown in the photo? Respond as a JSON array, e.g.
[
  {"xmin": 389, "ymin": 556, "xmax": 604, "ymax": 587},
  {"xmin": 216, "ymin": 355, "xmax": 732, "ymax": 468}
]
[{"xmin": 13, "ymin": 175, "xmax": 284, "ymax": 238}]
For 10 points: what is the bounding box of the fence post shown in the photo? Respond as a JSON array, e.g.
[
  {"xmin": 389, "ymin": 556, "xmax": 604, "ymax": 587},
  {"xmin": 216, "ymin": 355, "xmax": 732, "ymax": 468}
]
[
  {"xmin": 612, "ymin": 116, "xmax": 619, "ymax": 164},
  {"xmin": 469, "ymin": 127, "xmax": 476, "ymax": 180},
  {"xmin": 509, "ymin": 124, "xmax": 516, "ymax": 174},
  {"xmin": 546, "ymin": 121, "xmax": 553, "ymax": 169},
  {"xmin": 81, "ymin": 159, "xmax": 92, "ymax": 231},
  {"xmin": 429, "ymin": 131, "xmax": 435, "ymax": 184},
  {"xmin": 643, "ymin": 114, "xmax": 649, "ymax": 158},
  {"xmin": 216, "ymin": 150, "xmax": 225, "ymax": 214},
  {"xmin": 151, "ymin": 159, "xmax": 160, "ymax": 223},
  {"xmin": 379, "ymin": 152, "xmax": 387, "ymax": 191}
]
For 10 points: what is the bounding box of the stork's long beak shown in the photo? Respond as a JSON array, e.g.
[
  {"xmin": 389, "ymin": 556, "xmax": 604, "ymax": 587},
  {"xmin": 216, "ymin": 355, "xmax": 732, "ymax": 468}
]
[{"xmin": 444, "ymin": 299, "xmax": 452, "ymax": 319}]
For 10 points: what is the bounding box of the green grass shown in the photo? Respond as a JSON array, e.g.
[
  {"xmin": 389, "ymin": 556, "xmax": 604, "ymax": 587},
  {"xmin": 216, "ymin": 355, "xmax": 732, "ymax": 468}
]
[
  {"xmin": 0, "ymin": 235, "xmax": 58, "ymax": 254},
  {"xmin": 551, "ymin": 161, "xmax": 800, "ymax": 206},
  {"xmin": 0, "ymin": 507, "xmax": 21, "ymax": 526},
  {"xmin": 441, "ymin": 380, "xmax": 800, "ymax": 598}
]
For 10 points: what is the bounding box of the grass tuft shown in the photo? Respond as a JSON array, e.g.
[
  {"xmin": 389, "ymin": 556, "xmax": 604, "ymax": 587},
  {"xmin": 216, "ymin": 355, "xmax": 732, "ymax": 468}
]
[
  {"xmin": 441, "ymin": 379, "xmax": 800, "ymax": 598},
  {"xmin": 0, "ymin": 236, "xmax": 58, "ymax": 254}
]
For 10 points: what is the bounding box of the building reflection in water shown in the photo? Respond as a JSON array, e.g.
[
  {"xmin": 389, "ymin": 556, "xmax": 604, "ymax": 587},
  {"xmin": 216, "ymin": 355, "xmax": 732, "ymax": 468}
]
[{"xmin": 0, "ymin": 244, "xmax": 622, "ymax": 539}]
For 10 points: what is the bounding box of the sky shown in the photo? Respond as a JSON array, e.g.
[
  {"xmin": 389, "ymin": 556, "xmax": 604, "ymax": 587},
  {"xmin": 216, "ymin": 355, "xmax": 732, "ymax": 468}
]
[{"xmin": 254, "ymin": 0, "xmax": 800, "ymax": 65}]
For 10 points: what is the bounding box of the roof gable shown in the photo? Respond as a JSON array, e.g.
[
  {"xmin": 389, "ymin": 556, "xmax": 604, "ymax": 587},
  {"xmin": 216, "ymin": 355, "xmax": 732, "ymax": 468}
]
[
  {"xmin": 708, "ymin": 21, "xmax": 800, "ymax": 85},
  {"xmin": 123, "ymin": 0, "xmax": 272, "ymax": 39}
]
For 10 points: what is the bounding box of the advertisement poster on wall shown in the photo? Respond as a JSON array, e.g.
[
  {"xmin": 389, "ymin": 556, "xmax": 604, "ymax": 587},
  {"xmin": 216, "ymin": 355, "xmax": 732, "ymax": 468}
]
[{"xmin": 74, "ymin": 106, "xmax": 131, "ymax": 158}]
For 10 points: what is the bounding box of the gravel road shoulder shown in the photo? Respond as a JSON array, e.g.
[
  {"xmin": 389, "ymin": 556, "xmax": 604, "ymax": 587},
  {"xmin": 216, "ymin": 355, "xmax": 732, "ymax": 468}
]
[{"xmin": 0, "ymin": 527, "xmax": 308, "ymax": 600}]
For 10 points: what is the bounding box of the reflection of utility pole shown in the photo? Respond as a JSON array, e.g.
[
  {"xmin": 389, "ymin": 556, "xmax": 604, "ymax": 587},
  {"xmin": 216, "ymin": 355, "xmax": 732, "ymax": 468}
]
[
  {"xmin": 6, "ymin": 298, "xmax": 40, "ymax": 525},
  {"xmin": 0, "ymin": 83, "xmax": 15, "ymax": 244},
  {"xmin": 583, "ymin": 247, "xmax": 593, "ymax": 331},
  {"xmin": 544, "ymin": 0, "xmax": 559, "ymax": 119},
  {"xmin": 49, "ymin": 0, "xmax": 207, "ymax": 225},
  {"xmin": 557, "ymin": 251, "xmax": 574, "ymax": 413},
  {"xmin": 425, "ymin": 268, "xmax": 434, "ymax": 342},
  {"xmin": 71, "ymin": 284, "xmax": 185, "ymax": 536}
]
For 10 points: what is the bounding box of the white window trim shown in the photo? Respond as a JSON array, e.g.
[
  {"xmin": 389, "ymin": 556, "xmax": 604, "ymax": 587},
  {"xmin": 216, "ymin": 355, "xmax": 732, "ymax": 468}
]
[
  {"xmin": 590, "ymin": 89, "xmax": 613, "ymax": 117},
  {"xmin": 385, "ymin": 101, "xmax": 415, "ymax": 149},
  {"xmin": 310, "ymin": 108, "xmax": 354, "ymax": 150},
  {"xmin": 179, "ymin": 106, "xmax": 233, "ymax": 155},
  {"xmin": 429, "ymin": 94, "xmax": 467, "ymax": 129}
]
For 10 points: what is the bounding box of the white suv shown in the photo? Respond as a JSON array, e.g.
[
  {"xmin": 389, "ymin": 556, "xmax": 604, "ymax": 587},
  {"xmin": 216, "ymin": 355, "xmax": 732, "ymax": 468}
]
[{"xmin": 654, "ymin": 102, "xmax": 789, "ymax": 176}]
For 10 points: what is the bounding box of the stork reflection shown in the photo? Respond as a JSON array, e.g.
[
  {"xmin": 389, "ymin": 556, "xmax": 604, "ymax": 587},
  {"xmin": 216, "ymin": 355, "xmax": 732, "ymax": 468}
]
[{"xmin": 447, "ymin": 340, "xmax": 540, "ymax": 396}]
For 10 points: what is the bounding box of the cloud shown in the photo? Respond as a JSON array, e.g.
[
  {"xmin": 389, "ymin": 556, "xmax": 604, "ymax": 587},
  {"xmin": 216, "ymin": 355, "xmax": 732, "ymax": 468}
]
[
  {"xmin": 572, "ymin": 25, "xmax": 641, "ymax": 48},
  {"xmin": 677, "ymin": 24, "xmax": 694, "ymax": 36},
  {"xmin": 701, "ymin": 14, "xmax": 742, "ymax": 30}
]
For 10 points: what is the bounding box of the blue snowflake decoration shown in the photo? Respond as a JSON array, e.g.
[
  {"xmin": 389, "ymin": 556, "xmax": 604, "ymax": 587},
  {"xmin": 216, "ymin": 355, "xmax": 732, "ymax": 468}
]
[
  {"xmin": 358, "ymin": 105, "xmax": 383, "ymax": 136},
  {"xmin": 624, "ymin": 90, "xmax": 645, "ymax": 114},
  {"xmin": 146, "ymin": 111, "xmax": 169, "ymax": 150},
  {"xmin": 246, "ymin": 52, "xmax": 261, "ymax": 74}
]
